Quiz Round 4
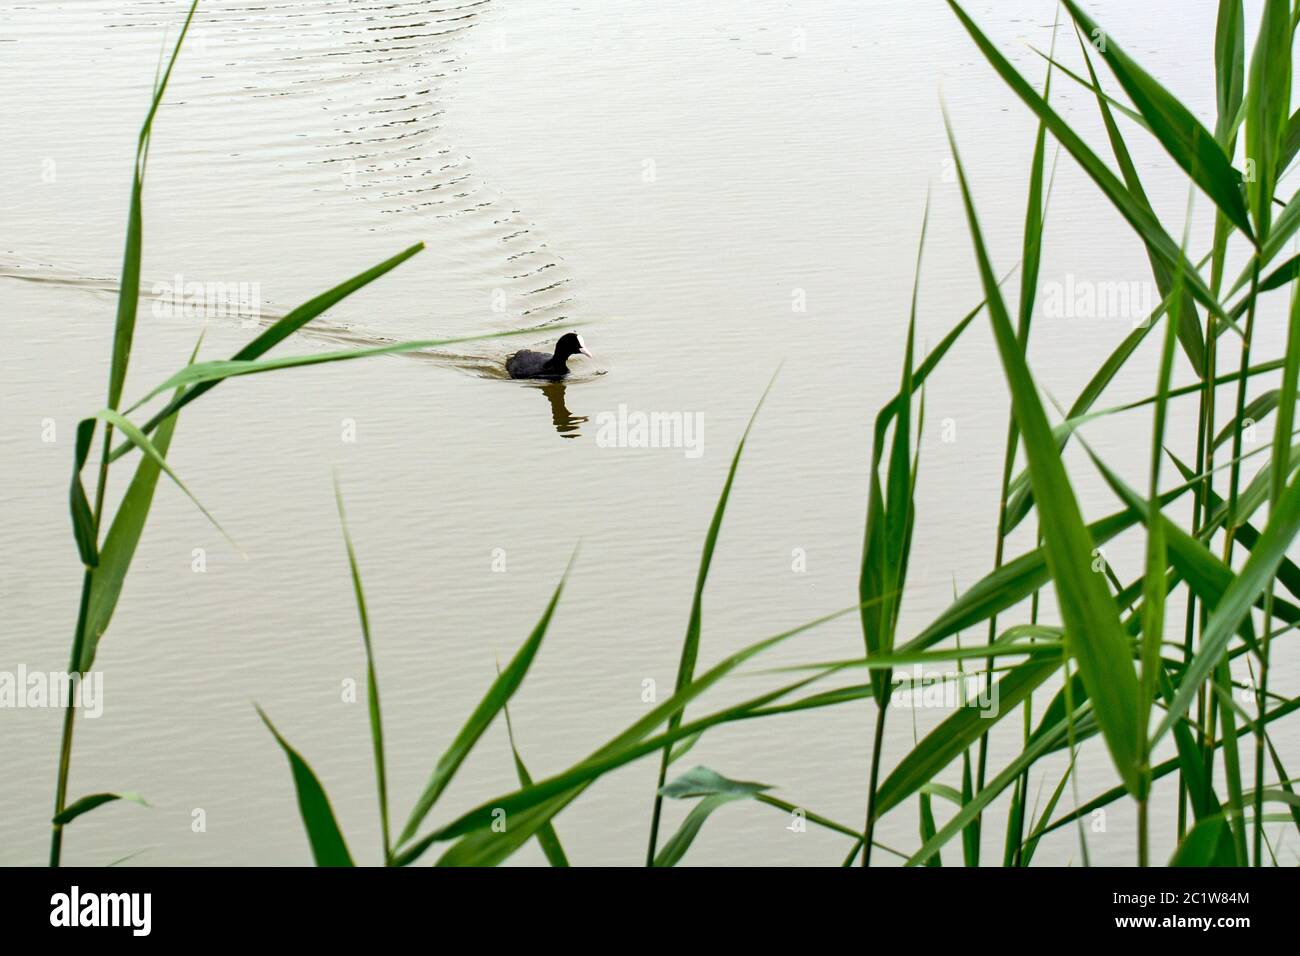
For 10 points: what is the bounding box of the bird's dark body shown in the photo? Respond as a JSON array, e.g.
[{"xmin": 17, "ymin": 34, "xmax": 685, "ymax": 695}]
[
  {"xmin": 505, "ymin": 332, "xmax": 591, "ymax": 380},
  {"xmin": 506, "ymin": 348, "xmax": 566, "ymax": 380}
]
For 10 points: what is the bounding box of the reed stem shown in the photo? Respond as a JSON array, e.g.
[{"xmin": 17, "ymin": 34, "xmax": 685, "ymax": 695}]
[{"xmin": 861, "ymin": 705, "xmax": 888, "ymax": 866}]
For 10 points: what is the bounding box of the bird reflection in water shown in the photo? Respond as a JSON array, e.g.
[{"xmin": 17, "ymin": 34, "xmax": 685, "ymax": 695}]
[{"xmin": 530, "ymin": 380, "xmax": 587, "ymax": 438}]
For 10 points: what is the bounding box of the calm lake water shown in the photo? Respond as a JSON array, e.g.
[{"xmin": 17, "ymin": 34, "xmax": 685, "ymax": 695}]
[{"xmin": 2, "ymin": 0, "xmax": 1295, "ymax": 865}]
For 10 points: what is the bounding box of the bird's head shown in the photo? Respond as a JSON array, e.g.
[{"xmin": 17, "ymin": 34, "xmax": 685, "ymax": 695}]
[{"xmin": 555, "ymin": 331, "xmax": 592, "ymax": 360}]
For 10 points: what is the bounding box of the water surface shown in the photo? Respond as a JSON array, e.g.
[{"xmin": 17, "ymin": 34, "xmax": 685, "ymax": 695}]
[{"xmin": 2, "ymin": 0, "xmax": 1294, "ymax": 866}]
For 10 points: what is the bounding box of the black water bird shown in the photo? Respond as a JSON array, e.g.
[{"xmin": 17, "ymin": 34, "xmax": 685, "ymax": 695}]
[{"xmin": 506, "ymin": 332, "xmax": 592, "ymax": 380}]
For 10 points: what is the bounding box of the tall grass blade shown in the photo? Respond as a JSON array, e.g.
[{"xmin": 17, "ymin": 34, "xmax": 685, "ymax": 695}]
[
  {"xmin": 83, "ymin": 345, "xmax": 196, "ymax": 670},
  {"xmin": 1158, "ymin": 667, "xmax": 1221, "ymax": 823},
  {"xmin": 1214, "ymin": 1, "xmax": 1247, "ymax": 144},
  {"xmin": 874, "ymin": 655, "xmax": 1061, "ymax": 818},
  {"xmin": 396, "ymin": 554, "xmax": 573, "ymax": 847},
  {"xmin": 1254, "ymin": 233, "xmax": 1300, "ymax": 862},
  {"xmin": 919, "ymin": 791, "xmax": 942, "ymax": 866},
  {"xmin": 945, "ymin": 110, "xmax": 1143, "ymax": 794},
  {"xmin": 1136, "ymin": 195, "xmax": 1187, "ymax": 867},
  {"xmin": 645, "ymin": 374, "xmax": 775, "ymax": 865},
  {"xmin": 334, "ymin": 480, "xmax": 390, "ymax": 862},
  {"xmin": 906, "ymin": 704, "xmax": 1082, "ymax": 866},
  {"xmin": 906, "ymin": 491, "xmax": 1189, "ymax": 654},
  {"xmin": 416, "ymin": 605, "xmax": 870, "ymax": 865},
  {"xmin": 860, "ymin": 201, "xmax": 927, "ymax": 864},
  {"xmin": 986, "ymin": 35, "xmax": 1057, "ymax": 863},
  {"xmin": 1073, "ymin": 29, "xmax": 1205, "ymax": 373},
  {"xmin": 51, "ymin": 792, "xmax": 148, "ymax": 827},
  {"xmin": 68, "ymin": 420, "xmax": 98, "ymax": 569},
  {"xmin": 653, "ymin": 767, "xmax": 770, "ymax": 867},
  {"xmin": 947, "ymin": 0, "xmax": 1237, "ymax": 332},
  {"xmin": 1061, "ymin": 1, "xmax": 1253, "ymax": 240},
  {"xmin": 1169, "ymin": 816, "xmax": 1236, "ymax": 866},
  {"xmin": 125, "ymin": 329, "xmax": 535, "ymax": 416},
  {"xmin": 113, "ymin": 243, "xmax": 425, "ymax": 457},
  {"xmin": 1042, "ymin": 697, "xmax": 1300, "ymax": 836},
  {"xmin": 502, "ymin": 700, "xmax": 569, "ymax": 867},
  {"xmin": 1155, "ymin": 470, "xmax": 1300, "ymax": 744},
  {"xmin": 105, "ymin": 0, "xmax": 199, "ymax": 414},
  {"xmin": 93, "ymin": 409, "xmax": 235, "ymax": 551},
  {"xmin": 256, "ymin": 706, "xmax": 354, "ymax": 867},
  {"xmin": 1019, "ymin": 765, "xmax": 1071, "ymax": 865},
  {"xmin": 1244, "ymin": 0, "xmax": 1293, "ymax": 236},
  {"xmin": 1212, "ymin": 662, "xmax": 1250, "ymax": 864}
]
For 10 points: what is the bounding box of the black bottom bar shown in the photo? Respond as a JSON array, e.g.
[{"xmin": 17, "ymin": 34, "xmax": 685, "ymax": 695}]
[{"xmin": 0, "ymin": 865, "xmax": 1280, "ymax": 940}]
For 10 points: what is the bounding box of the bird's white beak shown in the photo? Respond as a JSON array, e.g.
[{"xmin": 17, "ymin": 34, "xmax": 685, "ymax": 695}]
[{"xmin": 578, "ymin": 346, "xmax": 593, "ymax": 358}]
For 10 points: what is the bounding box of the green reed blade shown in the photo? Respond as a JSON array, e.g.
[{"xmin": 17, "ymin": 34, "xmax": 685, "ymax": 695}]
[
  {"xmin": 1213, "ymin": 389, "xmax": 1280, "ymax": 450},
  {"xmin": 1018, "ymin": 764, "xmax": 1071, "ymax": 865},
  {"xmin": 125, "ymin": 328, "xmax": 535, "ymax": 416},
  {"xmin": 652, "ymin": 795, "xmax": 735, "ymax": 867},
  {"xmin": 1244, "ymin": 0, "xmax": 1293, "ymax": 236},
  {"xmin": 1073, "ymin": 26, "xmax": 1206, "ymax": 374},
  {"xmin": 106, "ymin": 0, "xmax": 199, "ymax": 414},
  {"xmin": 1040, "ymin": 697, "xmax": 1300, "ymax": 837},
  {"xmin": 94, "ymin": 408, "xmax": 235, "ymax": 552},
  {"xmin": 396, "ymin": 553, "xmax": 573, "ymax": 847},
  {"xmin": 1062, "ymin": 1, "xmax": 1254, "ymax": 241},
  {"xmin": 919, "ymin": 792, "xmax": 941, "ymax": 867},
  {"xmin": 946, "ymin": 107, "xmax": 1143, "ymax": 794},
  {"xmin": 414, "ymin": 604, "xmax": 877, "ymax": 865},
  {"xmin": 653, "ymin": 767, "xmax": 770, "ymax": 867},
  {"xmin": 1157, "ymin": 666, "xmax": 1222, "ymax": 823},
  {"xmin": 110, "ymin": 243, "xmax": 425, "ymax": 459},
  {"xmin": 947, "ymin": 0, "xmax": 1237, "ymax": 333},
  {"xmin": 256, "ymin": 706, "xmax": 354, "ymax": 866},
  {"xmin": 1213, "ymin": 662, "xmax": 1250, "ymax": 864},
  {"xmin": 1169, "ymin": 815, "xmax": 1237, "ymax": 865},
  {"xmin": 334, "ymin": 480, "xmax": 390, "ymax": 862},
  {"xmin": 874, "ymin": 654, "xmax": 1061, "ymax": 819},
  {"xmin": 502, "ymin": 700, "xmax": 569, "ymax": 867},
  {"xmin": 906, "ymin": 702, "xmax": 1083, "ymax": 867},
  {"xmin": 68, "ymin": 419, "xmax": 98, "ymax": 569},
  {"xmin": 424, "ymin": 642, "xmax": 850, "ymax": 864},
  {"xmin": 1136, "ymin": 203, "xmax": 1187, "ymax": 848},
  {"xmin": 1029, "ymin": 47, "xmax": 1147, "ymax": 128},
  {"xmin": 51, "ymin": 792, "xmax": 148, "ymax": 827},
  {"xmin": 860, "ymin": 201, "xmax": 927, "ymax": 864},
  {"xmin": 1214, "ymin": 1, "xmax": 1247, "ymax": 143},
  {"xmin": 82, "ymin": 337, "xmax": 199, "ymax": 672},
  {"xmin": 646, "ymin": 373, "xmax": 775, "ymax": 865},
  {"xmin": 1155, "ymin": 471, "xmax": 1300, "ymax": 745}
]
